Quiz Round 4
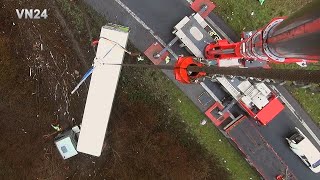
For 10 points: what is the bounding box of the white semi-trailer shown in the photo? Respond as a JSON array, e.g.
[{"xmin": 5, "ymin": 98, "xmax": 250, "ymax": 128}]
[{"xmin": 76, "ymin": 24, "xmax": 129, "ymax": 157}]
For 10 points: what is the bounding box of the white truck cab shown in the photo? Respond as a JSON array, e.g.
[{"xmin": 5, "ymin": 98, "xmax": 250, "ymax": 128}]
[{"xmin": 286, "ymin": 127, "xmax": 320, "ymax": 173}]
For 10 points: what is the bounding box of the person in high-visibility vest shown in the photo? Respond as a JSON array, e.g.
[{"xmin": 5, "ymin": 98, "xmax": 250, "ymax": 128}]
[{"xmin": 165, "ymin": 56, "xmax": 171, "ymax": 64}]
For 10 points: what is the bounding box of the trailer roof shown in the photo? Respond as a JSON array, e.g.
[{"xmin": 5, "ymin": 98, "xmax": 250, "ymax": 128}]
[{"xmin": 77, "ymin": 25, "xmax": 129, "ymax": 156}]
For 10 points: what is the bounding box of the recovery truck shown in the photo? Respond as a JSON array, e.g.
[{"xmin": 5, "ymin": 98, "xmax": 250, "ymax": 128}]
[
  {"xmin": 170, "ymin": 0, "xmax": 320, "ymax": 126},
  {"xmin": 149, "ymin": 3, "xmax": 286, "ymax": 126},
  {"xmin": 143, "ymin": 0, "xmax": 320, "ymax": 179}
]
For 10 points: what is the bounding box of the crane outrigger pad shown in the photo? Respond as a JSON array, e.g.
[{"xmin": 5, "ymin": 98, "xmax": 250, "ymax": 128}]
[
  {"xmin": 77, "ymin": 25, "xmax": 129, "ymax": 157},
  {"xmin": 191, "ymin": 0, "xmax": 216, "ymax": 18},
  {"xmin": 144, "ymin": 42, "xmax": 169, "ymax": 65}
]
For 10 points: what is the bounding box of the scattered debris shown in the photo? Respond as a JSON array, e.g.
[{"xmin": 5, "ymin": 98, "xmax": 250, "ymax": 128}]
[
  {"xmin": 43, "ymin": 131, "xmax": 59, "ymax": 139},
  {"xmin": 259, "ymin": 0, "xmax": 265, "ymax": 5},
  {"xmin": 21, "ymin": 128, "xmax": 27, "ymax": 134},
  {"xmin": 51, "ymin": 124, "xmax": 62, "ymax": 132},
  {"xmin": 137, "ymin": 55, "xmax": 144, "ymax": 61},
  {"xmin": 51, "ymin": 119, "xmax": 62, "ymax": 132},
  {"xmin": 91, "ymin": 40, "xmax": 99, "ymax": 47},
  {"xmin": 251, "ymin": 11, "xmax": 254, "ymax": 16},
  {"xmin": 200, "ymin": 119, "xmax": 207, "ymax": 125}
]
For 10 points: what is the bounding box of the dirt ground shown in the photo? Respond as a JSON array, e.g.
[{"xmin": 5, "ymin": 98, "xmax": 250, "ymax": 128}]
[{"xmin": 0, "ymin": 0, "xmax": 228, "ymax": 179}]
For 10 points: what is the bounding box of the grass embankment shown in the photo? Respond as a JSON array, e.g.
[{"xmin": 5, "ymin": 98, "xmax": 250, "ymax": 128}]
[
  {"xmin": 212, "ymin": 0, "xmax": 311, "ymax": 35},
  {"xmin": 212, "ymin": 0, "xmax": 320, "ymax": 126},
  {"xmin": 291, "ymin": 89, "xmax": 320, "ymax": 126}
]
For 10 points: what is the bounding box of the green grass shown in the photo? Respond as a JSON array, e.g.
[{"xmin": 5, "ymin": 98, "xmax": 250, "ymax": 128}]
[
  {"xmin": 212, "ymin": 0, "xmax": 311, "ymax": 34},
  {"xmin": 56, "ymin": 0, "xmax": 107, "ymax": 36},
  {"xmin": 290, "ymin": 88, "xmax": 320, "ymax": 126},
  {"xmin": 56, "ymin": 0, "xmax": 86, "ymax": 32},
  {"xmin": 121, "ymin": 67, "xmax": 259, "ymax": 179}
]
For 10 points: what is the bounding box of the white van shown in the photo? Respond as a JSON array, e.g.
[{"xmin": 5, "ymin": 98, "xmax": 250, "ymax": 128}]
[{"xmin": 286, "ymin": 127, "xmax": 320, "ymax": 173}]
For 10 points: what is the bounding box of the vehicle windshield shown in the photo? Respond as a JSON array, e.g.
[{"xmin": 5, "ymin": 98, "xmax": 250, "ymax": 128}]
[
  {"xmin": 312, "ymin": 159, "xmax": 320, "ymax": 168},
  {"xmin": 290, "ymin": 133, "xmax": 304, "ymax": 144}
]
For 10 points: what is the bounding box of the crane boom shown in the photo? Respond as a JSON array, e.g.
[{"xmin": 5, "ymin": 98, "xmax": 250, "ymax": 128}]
[{"xmin": 205, "ymin": 0, "xmax": 320, "ymax": 63}]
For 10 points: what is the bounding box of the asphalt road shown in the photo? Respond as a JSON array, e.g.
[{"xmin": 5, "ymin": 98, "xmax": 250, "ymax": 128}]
[
  {"xmin": 84, "ymin": 0, "xmax": 320, "ymax": 179},
  {"xmin": 257, "ymin": 90, "xmax": 320, "ymax": 179},
  {"xmin": 256, "ymin": 110, "xmax": 319, "ymax": 179}
]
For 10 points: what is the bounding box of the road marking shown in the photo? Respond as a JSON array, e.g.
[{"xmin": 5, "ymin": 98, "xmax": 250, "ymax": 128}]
[
  {"xmin": 271, "ymin": 85, "xmax": 320, "ymax": 147},
  {"xmin": 114, "ymin": 0, "xmax": 178, "ymax": 59}
]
